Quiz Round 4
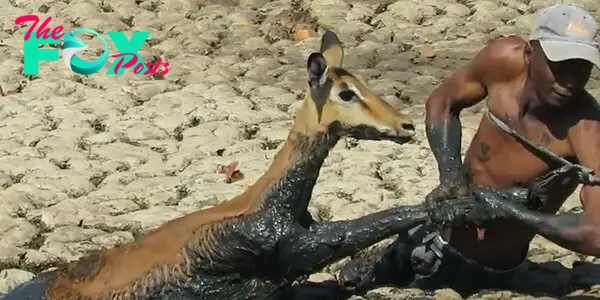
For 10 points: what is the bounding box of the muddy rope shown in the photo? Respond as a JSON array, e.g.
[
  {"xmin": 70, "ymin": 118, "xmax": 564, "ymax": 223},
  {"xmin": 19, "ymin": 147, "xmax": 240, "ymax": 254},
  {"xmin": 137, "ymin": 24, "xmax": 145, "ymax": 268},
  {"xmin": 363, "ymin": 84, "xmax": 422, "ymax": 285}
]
[{"xmin": 485, "ymin": 110, "xmax": 600, "ymax": 186}]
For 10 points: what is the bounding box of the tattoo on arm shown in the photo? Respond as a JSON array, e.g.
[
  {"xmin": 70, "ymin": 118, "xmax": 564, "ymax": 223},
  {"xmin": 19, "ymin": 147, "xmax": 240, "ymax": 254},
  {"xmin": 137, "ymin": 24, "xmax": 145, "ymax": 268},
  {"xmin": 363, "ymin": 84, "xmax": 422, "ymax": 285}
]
[
  {"xmin": 538, "ymin": 132, "xmax": 552, "ymax": 146},
  {"xmin": 479, "ymin": 142, "xmax": 491, "ymax": 162}
]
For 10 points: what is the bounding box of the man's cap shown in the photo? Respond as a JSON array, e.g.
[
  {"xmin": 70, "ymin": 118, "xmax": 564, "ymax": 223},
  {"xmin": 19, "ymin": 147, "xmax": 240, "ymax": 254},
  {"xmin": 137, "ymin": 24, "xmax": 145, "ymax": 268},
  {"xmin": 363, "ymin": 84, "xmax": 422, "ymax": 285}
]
[{"xmin": 529, "ymin": 4, "xmax": 600, "ymax": 69}]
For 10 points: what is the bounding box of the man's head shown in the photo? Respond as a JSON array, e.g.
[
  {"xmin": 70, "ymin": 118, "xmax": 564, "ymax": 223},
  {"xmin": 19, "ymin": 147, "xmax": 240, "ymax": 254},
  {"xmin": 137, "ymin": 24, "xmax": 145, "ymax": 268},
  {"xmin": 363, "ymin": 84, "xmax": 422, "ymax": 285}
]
[{"xmin": 527, "ymin": 4, "xmax": 599, "ymax": 106}]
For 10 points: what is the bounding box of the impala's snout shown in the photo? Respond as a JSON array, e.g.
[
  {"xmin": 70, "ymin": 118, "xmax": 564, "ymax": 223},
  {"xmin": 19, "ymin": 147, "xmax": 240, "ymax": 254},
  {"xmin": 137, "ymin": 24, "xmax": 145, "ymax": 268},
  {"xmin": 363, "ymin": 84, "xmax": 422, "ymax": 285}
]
[
  {"xmin": 385, "ymin": 118, "xmax": 416, "ymax": 144},
  {"xmin": 365, "ymin": 98, "xmax": 417, "ymax": 143},
  {"xmin": 399, "ymin": 119, "xmax": 416, "ymax": 137},
  {"xmin": 402, "ymin": 121, "xmax": 416, "ymax": 132}
]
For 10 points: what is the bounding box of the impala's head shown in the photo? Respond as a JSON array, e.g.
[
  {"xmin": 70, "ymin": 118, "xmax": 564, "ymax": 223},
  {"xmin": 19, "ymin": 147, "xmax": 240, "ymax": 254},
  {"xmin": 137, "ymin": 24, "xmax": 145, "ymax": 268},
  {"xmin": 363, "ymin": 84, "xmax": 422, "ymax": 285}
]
[{"xmin": 295, "ymin": 30, "xmax": 416, "ymax": 144}]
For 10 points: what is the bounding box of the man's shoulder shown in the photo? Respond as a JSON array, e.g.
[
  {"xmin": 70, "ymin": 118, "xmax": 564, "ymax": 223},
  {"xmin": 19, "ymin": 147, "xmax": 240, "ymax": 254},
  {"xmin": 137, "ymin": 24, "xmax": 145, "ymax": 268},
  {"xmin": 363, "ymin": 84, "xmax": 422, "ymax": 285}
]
[
  {"xmin": 468, "ymin": 35, "xmax": 528, "ymax": 83},
  {"xmin": 486, "ymin": 35, "xmax": 528, "ymax": 51},
  {"xmin": 573, "ymin": 91, "xmax": 600, "ymax": 120},
  {"xmin": 567, "ymin": 92, "xmax": 600, "ymax": 143}
]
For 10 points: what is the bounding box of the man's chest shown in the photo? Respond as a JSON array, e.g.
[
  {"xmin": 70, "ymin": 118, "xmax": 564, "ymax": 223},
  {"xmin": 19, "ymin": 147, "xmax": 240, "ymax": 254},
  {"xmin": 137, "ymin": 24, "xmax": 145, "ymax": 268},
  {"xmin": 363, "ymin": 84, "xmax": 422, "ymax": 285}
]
[{"xmin": 466, "ymin": 103, "xmax": 575, "ymax": 188}]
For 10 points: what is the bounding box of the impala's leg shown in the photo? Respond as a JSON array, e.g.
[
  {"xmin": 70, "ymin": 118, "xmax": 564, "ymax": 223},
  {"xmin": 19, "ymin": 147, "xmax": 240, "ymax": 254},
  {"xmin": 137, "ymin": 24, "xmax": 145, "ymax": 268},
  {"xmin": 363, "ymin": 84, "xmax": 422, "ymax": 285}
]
[
  {"xmin": 278, "ymin": 206, "xmax": 430, "ymax": 299},
  {"xmin": 279, "ymin": 206, "xmax": 430, "ymax": 276},
  {"xmin": 279, "ymin": 200, "xmax": 479, "ymax": 295}
]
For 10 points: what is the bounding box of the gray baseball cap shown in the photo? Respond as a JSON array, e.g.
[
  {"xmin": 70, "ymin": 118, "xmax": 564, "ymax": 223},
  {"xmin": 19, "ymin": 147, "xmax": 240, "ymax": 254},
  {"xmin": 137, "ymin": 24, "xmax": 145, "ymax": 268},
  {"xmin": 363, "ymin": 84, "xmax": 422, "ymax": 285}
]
[{"xmin": 529, "ymin": 4, "xmax": 600, "ymax": 69}]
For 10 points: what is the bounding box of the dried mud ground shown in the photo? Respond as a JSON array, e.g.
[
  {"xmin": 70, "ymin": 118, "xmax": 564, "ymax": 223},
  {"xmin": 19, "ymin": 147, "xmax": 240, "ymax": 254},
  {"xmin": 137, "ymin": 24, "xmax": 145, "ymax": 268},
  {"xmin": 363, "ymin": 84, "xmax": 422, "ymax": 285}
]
[{"xmin": 1, "ymin": 0, "xmax": 600, "ymax": 299}]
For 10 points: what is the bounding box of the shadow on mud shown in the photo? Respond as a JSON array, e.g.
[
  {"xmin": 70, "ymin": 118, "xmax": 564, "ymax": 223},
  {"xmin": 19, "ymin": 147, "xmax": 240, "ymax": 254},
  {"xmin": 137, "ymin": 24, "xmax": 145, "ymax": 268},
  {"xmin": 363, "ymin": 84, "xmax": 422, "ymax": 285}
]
[{"xmin": 469, "ymin": 259, "xmax": 600, "ymax": 298}]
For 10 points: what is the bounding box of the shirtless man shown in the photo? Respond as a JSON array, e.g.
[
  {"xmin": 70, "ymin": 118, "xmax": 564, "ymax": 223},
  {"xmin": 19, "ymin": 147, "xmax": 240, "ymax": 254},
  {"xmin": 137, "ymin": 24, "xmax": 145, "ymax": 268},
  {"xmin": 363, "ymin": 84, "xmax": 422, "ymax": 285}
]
[{"xmin": 336, "ymin": 3, "xmax": 600, "ymax": 297}]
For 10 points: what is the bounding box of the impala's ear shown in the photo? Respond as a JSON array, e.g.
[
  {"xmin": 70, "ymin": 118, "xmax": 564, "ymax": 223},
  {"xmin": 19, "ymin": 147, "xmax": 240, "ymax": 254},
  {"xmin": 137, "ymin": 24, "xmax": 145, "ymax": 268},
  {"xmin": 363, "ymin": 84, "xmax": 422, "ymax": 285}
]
[
  {"xmin": 307, "ymin": 52, "xmax": 328, "ymax": 89},
  {"xmin": 306, "ymin": 52, "xmax": 332, "ymax": 122},
  {"xmin": 319, "ymin": 30, "xmax": 343, "ymax": 68}
]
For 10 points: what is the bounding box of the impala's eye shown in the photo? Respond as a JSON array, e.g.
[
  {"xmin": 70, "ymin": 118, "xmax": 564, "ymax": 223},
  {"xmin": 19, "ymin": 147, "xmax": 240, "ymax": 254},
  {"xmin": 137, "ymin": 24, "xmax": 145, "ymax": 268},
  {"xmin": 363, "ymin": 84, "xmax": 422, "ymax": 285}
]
[{"xmin": 338, "ymin": 90, "xmax": 356, "ymax": 102}]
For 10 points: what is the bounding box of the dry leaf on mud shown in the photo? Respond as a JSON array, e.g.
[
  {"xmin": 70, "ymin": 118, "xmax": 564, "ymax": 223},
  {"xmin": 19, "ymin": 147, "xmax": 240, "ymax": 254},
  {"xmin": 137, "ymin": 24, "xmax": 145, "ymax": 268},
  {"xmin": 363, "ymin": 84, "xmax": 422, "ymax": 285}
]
[
  {"xmin": 219, "ymin": 161, "xmax": 245, "ymax": 184},
  {"xmin": 293, "ymin": 28, "xmax": 312, "ymax": 42},
  {"xmin": 418, "ymin": 47, "xmax": 436, "ymax": 58}
]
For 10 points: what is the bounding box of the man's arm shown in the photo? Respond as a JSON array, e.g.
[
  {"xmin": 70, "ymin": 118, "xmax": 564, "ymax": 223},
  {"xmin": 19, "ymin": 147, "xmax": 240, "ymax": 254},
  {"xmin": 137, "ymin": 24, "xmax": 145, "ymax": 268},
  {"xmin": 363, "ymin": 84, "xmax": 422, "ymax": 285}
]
[
  {"xmin": 476, "ymin": 185, "xmax": 600, "ymax": 256},
  {"xmin": 425, "ymin": 65, "xmax": 484, "ymax": 191},
  {"xmin": 425, "ymin": 38, "xmax": 523, "ymax": 192},
  {"xmin": 525, "ymin": 97, "xmax": 600, "ymax": 256}
]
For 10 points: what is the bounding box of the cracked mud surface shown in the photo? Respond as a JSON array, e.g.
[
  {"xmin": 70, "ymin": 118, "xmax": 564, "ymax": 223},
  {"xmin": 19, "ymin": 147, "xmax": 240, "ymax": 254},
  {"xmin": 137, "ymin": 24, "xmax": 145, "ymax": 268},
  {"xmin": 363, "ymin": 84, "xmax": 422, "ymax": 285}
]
[{"xmin": 1, "ymin": 0, "xmax": 600, "ymax": 299}]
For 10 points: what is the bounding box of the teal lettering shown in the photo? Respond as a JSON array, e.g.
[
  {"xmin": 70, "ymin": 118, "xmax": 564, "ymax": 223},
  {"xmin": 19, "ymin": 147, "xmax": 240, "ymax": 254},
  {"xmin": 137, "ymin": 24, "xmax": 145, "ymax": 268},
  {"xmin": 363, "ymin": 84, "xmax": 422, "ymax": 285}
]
[
  {"xmin": 106, "ymin": 31, "xmax": 150, "ymax": 75},
  {"xmin": 23, "ymin": 31, "xmax": 59, "ymax": 75}
]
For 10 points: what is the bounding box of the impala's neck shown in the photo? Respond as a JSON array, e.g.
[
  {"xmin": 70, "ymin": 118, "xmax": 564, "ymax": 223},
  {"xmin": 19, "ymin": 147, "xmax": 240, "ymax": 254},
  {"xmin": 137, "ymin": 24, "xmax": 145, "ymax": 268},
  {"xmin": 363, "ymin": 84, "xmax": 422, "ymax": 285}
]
[{"xmin": 247, "ymin": 100, "xmax": 341, "ymax": 220}]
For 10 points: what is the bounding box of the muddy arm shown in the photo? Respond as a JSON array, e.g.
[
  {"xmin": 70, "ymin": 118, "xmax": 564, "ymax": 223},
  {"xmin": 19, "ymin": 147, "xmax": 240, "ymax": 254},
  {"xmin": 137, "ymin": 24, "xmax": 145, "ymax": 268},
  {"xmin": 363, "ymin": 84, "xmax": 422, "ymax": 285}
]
[
  {"xmin": 424, "ymin": 46, "xmax": 493, "ymax": 197},
  {"xmin": 472, "ymin": 185, "xmax": 600, "ymax": 257}
]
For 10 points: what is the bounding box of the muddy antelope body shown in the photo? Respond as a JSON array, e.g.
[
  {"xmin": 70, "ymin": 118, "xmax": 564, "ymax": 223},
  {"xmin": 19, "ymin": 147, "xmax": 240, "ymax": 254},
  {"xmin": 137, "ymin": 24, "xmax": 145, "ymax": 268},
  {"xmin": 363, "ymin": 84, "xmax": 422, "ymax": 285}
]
[{"xmin": 3, "ymin": 30, "xmax": 476, "ymax": 300}]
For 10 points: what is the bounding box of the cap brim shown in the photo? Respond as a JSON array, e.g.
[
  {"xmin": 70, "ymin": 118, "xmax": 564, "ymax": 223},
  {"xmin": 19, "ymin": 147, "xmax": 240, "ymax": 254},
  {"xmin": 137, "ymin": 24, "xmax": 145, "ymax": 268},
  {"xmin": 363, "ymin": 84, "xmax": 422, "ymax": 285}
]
[{"xmin": 539, "ymin": 40, "xmax": 600, "ymax": 69}]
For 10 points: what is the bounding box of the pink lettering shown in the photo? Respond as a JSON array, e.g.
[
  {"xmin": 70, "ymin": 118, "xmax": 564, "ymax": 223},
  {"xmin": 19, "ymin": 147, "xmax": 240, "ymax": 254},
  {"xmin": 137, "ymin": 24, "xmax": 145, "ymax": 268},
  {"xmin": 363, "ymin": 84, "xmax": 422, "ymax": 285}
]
[
  {"xmin": 15, "ymin": 15, "xmax": 63, "ymax": 41},
  {"xmin": 15, "ymin": 15, "xmax": 39, "ymax": 41},
  {"xmin": 133, "ymin": 61, "xmax": 145, "ymax": 74},
  {"xmin": 150, "ymin": 58, "xmax": 171, "ymax": 75},
  {"xmin": 36, "ymin": 17, "xmax": 52, "ymax": 40},
  {"xmin": 111, "ymin": 53, "xmax": 138, "ymax": 73},
  {"xmin": 142, "ymin": 62, "xmax": 154, "ymax": 75},
  {"xmin": 160, "ymin": 62, "xmax": 172, "ymax": 75},
  {"xmin": 51, "ymin": 26, "xmax": 64, "ymax": 40},
  {"xmin": 113, "ymin": 53, "xmax": 172, "ymax": 75}
]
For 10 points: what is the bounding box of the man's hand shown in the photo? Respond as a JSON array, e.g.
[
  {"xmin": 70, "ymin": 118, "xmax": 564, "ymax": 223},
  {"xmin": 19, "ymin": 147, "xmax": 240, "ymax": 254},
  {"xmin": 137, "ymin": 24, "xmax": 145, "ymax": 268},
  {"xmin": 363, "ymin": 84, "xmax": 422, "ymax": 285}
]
[
  {"xmin": 466, "ymin": 186, "xmax": 520, "ymax": 224},
  {"xmin": 425, "ymin": 165, "xmax": 473, "ymax": 205},
  {"xmin": 425, "ymin": 182, "xmax": 470, "ymax": 204},
  {"xmin": 426, "ymin": 186, "xmax": 519, "ymax": 229},
  {"xmin": 427, "ymin": 197, "xmax": 475, "ymax": 229}
]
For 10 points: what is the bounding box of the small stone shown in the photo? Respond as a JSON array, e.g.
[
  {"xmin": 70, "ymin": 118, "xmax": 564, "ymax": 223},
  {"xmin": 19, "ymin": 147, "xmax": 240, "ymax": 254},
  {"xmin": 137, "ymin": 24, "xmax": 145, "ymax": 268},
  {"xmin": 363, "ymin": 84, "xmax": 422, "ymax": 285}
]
[
  {"xmin": 435, "ymin": 288, "xmax": 463, "ymax": 300},
  {"xmin": 445, "ymin": 3, "xmax": 471, "ymax": 17},
  {"xmin": 307, "ymin": 272, "xmax": 336, "ymax": 283}
]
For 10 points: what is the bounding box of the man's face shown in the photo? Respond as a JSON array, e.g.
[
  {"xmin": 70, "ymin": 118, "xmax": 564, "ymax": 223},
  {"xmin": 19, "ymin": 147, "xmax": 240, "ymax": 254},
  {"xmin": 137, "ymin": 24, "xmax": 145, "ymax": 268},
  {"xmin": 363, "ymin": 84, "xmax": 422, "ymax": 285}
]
[{"xmin": 531, "ymin": 44, "xmax": 593, "ymax": 106}]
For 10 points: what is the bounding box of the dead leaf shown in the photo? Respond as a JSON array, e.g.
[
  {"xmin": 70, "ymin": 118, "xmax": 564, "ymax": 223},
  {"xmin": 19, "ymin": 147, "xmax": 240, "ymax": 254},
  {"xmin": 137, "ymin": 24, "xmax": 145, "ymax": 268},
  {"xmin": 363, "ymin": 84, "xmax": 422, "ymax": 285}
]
[
  {"xmin": 419, "ymin": 46, "xmax": 436, "ymax": 58},
  {"xmin": 219, "ymin": 161, "xmax": 245, "ymax": 184},
  {"xmin": 293, "ymin": 25, "xmax": 313, "ymax": 42}
]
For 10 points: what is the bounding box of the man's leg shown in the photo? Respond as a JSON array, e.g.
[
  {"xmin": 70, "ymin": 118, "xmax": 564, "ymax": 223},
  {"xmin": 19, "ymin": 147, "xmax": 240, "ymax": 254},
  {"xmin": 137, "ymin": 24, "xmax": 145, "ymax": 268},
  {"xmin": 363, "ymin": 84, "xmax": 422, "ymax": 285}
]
[{"xmin": 410, "ymin": 241, "xmax": 527, "ymax": 298}]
